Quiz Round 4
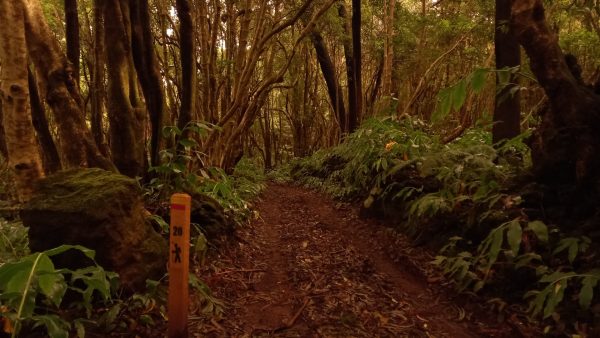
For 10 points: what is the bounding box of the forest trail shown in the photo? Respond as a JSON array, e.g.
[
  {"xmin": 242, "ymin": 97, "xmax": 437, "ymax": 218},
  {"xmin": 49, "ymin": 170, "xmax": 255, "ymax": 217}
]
[{"xmin": 192, "ymin": 184, "xmax": 525, "ymax": 337}]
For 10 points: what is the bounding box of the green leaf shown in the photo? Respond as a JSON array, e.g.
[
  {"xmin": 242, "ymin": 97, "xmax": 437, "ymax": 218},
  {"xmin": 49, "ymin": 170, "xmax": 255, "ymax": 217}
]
[
  {"xmin": 568, "ymin": 241, "xmax": 579, "ymax": 263},
  {"xmin": 0, "ymin": 260, "xmax": 32, "ymax": 289},
  {"xmin": 74, "ymin": 319, "xmax": 87, "ymax": 338},
  {"xmin": 526, "ymin": 221, "xmax": 548, "ymax": 243},
  {"xmin": 452, "ymin": 80, "xmax": 467, "ymax": 111},
  {"xmin": 506, "ymin": 220, "xmax": 523, "ymax": 255},
  {"xmin": 487, "ymin": 228, "xmax": 504, "ymax": 268},
  {"xmin": 178, "ymin": 138, "xmax": 198, "ymax": 148},
  {"xmin": 579, "ymin": 275, "xmax": 598, "ymax": 309},
  {"xmin": 38, "ymin": 272, "xmax": 66, "ymax": 308},
  {"xmin": 32, "ymin": 315, "xmax": 70, "ymax": 338},
  {"xmin": 470, "ymin": 68, "xmax": 488, "ymax": 92},
  {"xmin": 45, "ymin": 245, "xmax": 96, "ymax": 260},
  {"xmin": 543, "ymin": 279, "xmax": 567, "ymax": 318},
  {"xmin": 6, "ymin": 269, "xmax": 29, "ymax": 294},
  {"xmin": 433, "ymin": 88, "xmax": 452, "ymax": 123}
]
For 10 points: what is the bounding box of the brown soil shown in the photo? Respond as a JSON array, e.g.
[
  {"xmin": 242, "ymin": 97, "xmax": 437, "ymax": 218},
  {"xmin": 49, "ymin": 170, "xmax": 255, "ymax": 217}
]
[{"xmin": 191, "ymin": 183, "xmax": 538, "ymax": 337}]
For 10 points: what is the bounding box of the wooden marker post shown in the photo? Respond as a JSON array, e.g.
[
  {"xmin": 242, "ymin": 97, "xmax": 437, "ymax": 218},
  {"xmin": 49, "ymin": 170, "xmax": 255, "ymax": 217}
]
[{"xmin": 168, "ymin": 193, "xmax": 191, "ymax": 338}]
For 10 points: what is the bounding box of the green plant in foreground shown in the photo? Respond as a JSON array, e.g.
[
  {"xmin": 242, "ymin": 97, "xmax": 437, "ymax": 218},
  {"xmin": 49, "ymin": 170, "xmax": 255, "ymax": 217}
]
[{"xmin": 0, "ymin": 245, "xmax": 117, "ymax": 338}]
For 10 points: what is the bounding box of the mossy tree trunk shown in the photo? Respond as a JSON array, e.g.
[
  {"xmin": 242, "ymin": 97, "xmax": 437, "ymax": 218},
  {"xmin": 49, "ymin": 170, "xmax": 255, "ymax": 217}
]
[
  {"xmin": 104, "ymin": 0, "xmax": 145, "ymax": 178},
  {"xmin": 22, "ymin": 0, "xmax": 114, "ymax": 171},
  {"xmin": 510, "ymin": 0, "xmax": 600, "ymax": 186},
  {"xmin": 28, "ymin": 67, "xmax": 61, "ymax": 174},
  {"xmin": 0, "ymin": 0, "xmax": 44, "ymax": 202},
  {"xmin": 130, "ymin": 0, "xmax": 165, "ymax": 168}
]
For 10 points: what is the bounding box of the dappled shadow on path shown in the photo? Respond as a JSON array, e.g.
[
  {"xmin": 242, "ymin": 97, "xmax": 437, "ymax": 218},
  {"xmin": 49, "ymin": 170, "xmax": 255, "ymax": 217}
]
[{"xmin": 191, "ymin": 183, "xmax": 530, "ymax": 337}]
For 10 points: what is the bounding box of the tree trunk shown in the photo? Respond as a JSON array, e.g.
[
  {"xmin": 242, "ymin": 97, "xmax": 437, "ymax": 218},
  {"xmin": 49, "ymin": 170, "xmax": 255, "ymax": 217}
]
[
  {"xmin": 91, "ymin": 0, "xmax": 108, "ymax": 156},
  {"xmin": 0, "ymin": 0, "xmax": 44, "ymax": 202},
  {"xmin": 130, "ymin": 0, "xmax": 166, "ymax": 168},
  {"xmin": 338, "ymin": 4, "xmax": 356, "ymax": 135},
  {"xmin": 310, "ymin": 30, "xmax": 346, "ymax": 137},
  {"xmin": 23, "ymin": 0, "xmax": 114, "ymax": 171},
  {"xmin": 492, "ymin": 0, "xmax": 521, "ymax": 144},
  {"xmin": 350, "ymin": 0, "xmax": 362, "ymax": 131},
  {"xmin": 510, "ymin": 0, "xmax": 600, "ymax": 185},
  {"xmin": 175, "ymin": 0, "xmax": 196, "ymax": 136},
  {"xmin": 28, "ymin": 67, "xmax": 61, "ymax": 174},
  {"xmin": 104, "ymin": 0, "xmax": 145, "ymax": 177},
  {"xmin": 382, "ymin": 0, "xmax": 395, "ymax": 103},
  {"xmin": 65, "ymin": 0, "xmax": 80, "ymax": 86},
  {"xmin": 0, "ymin": 99, "xmax": 7, "ymax": 159}
]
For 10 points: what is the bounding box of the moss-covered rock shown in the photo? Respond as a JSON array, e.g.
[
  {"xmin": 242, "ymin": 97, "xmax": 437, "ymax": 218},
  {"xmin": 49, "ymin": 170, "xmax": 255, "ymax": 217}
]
[
  {"xmin": 185, "ymin": 190, "xmax": 235, "ymax": 240},
  {"xmin": 21, "ymin": 168, "xmax": 167, "ymax": 291}
]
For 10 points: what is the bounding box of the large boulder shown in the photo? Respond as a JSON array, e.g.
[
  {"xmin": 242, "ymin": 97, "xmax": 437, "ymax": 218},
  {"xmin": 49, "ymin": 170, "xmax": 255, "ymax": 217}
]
[{"xmin": 21, "ymin": 168, "xmax": 167, "ymax": 291}]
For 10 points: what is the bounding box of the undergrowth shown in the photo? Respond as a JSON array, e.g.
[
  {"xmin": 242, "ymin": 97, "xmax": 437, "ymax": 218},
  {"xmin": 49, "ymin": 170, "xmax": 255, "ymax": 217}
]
[
  {"xmin": 0, "ymin": 123, "xmax": 263, "ymax": 337},
  {"xmin": 285, "ymin": 117, "xmax": 600, "ymax": 336}
]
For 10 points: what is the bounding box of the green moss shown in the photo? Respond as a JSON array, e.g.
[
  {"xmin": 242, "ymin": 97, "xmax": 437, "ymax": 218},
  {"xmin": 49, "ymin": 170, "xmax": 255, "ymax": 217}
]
[{"xmin": 26, "ymin": 168, "xmax": 140, "ymax": 216}]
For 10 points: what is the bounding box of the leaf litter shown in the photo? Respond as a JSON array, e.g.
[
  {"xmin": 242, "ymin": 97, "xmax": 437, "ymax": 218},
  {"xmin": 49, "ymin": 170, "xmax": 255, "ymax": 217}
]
[{"xmin": 189, "ymin": 184, "xmax": 538, "ymax": 337}]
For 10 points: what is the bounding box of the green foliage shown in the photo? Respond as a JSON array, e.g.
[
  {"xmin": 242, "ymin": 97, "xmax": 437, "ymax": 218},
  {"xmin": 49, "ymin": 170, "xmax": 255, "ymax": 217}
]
[
  {"xmin": 290, "ymin": 117, "xmax": 436, "ymax": 199},
  {"xmin": 146, "ymin": 123, "xmax": 265, "ymax": 223},
  {"xmin": 0, "ymin": 219, "xmax": 29, "ymax": 263},
  {"xmin": 0, "ymin": 245, "xmax": 118, "ymax": 338},
  {"xmin": 287, "ymin": 117, "xmax": 600, "ymax": 331}
]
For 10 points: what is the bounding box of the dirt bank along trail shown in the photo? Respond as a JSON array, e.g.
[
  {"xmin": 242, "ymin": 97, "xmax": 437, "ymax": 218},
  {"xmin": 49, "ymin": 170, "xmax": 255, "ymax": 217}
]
[{"xmin": 190, "ymin": 184, "xmax": 536, "ymax": 337}]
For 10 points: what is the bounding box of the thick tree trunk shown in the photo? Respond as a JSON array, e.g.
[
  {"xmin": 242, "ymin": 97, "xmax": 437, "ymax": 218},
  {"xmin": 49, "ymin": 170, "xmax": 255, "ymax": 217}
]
[
  {"xmin": 175, "ymin": 0, "xmax": 196, "ymax": 136},
  {"xmin": 0, "ymin": 1, "xmax": 44, "ymax": 202},
  {"xmin": 104, "ymin": 0, "xmax": 145, "ymax": 177},
  {"xmin": 65, "ymin": 0, "xmax": 80, "ymax": 86},
  {"xmin": 510, "ymin": 0, "xmax": 600, "ymax": 185},
  {"xmin": 23, "ymin": 0, "xmax": 114, "ymax": 171},
  {"xmin": 492, "ymin": 0, "xmax": 521, "ymax": 143},
  {"xmin": 310, "ymin": 31, "xmax": 346, "ymax": 137},
  {"xmin": 28, "ymin": 68, "xmax": 61, "ymax": 174},
  {"xmin": 130, "ymin": 0, "xmax": 165, "ymax": 168}
]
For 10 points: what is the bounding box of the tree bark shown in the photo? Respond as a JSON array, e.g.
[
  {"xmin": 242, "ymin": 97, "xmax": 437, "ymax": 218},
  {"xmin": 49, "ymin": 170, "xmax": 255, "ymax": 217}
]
[
  {"xmin": 492, "ymin": 0, "xmax": 521, "ymax": 144},
  {"xmin": 350, "ymin": 0, "xmax": 362, "ymax": 132},
  {"xmin": 23, "ymin": 0, "xmax": 114, "ymax": 171},
  {"xmin": 91, "ymin": 0, "xmax": 108, "ymax": 156},
  {"xmin": 339, "ymin": 4, "xmax": 356, "ymax": 135},
  {"xmin": 65, "ymin": 0, "xmax": 80, "ymax": 86},
  {"xmin": 510, "ymin": 0, "xmax": 600, "ymax": 185},
  {"xmin": 175, "ymin": 0, "xmax": 196, "ymax": 136},
  {"xmin": 130, "ymin": 0, "xmax": 166, "ymax": 167},
  {"xmin": 310, "ymin": 30, "xmax": 346, "ymax": 137},
  {"xmin": 0, "ymin": 99, "xmax": 6, "ymax": 159},
  {"xmin": 104, "ymin": 0, "xmax": 145, "ymax": 177},
  {"xmin": 28, "ymin": 67, "xmax": 61, "ymax": 174},
  {"xmin": 0, "ymin": 0, "xmax": 44, "ymax": 202},
  {"xmin": 382, "ymin": 0, "xmax": 395, "ymax": 102}
]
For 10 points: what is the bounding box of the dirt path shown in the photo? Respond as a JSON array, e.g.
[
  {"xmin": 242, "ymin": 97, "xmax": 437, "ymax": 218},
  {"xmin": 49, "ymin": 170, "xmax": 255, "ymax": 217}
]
[{"xmin": 191, "ymin": 184, "xmax": 530, "ymax": 337}]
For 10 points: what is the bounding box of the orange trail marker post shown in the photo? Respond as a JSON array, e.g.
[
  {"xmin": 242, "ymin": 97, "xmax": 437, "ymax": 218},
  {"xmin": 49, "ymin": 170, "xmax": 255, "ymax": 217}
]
[{"xmin": 168, "ymin": 193, "xmax": 191, "ymax": 338}]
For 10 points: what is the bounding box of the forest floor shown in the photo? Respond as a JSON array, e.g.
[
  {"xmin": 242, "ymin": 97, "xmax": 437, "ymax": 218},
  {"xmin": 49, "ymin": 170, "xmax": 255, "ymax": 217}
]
[{"xmin": 190, "ymin": 183, "xmax": 538, "ymax": 337}]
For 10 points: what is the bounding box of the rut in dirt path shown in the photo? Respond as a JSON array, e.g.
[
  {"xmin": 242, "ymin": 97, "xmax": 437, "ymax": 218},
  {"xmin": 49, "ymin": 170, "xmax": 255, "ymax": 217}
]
[{"xmin": 192, "ymin": 184, "xmax": 525, "ymax": 337}]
